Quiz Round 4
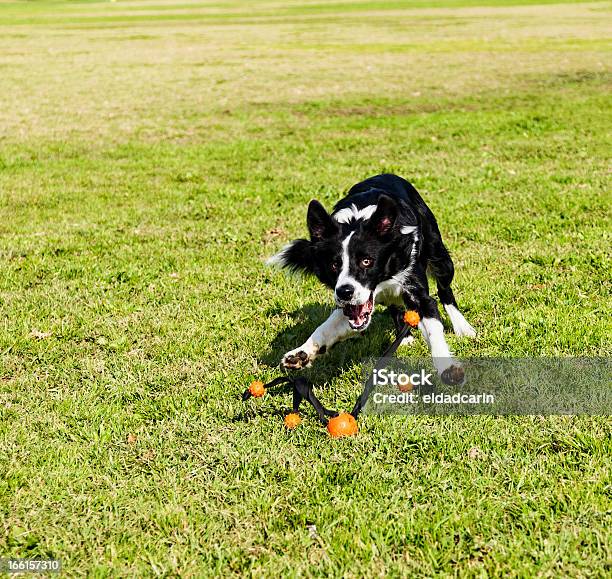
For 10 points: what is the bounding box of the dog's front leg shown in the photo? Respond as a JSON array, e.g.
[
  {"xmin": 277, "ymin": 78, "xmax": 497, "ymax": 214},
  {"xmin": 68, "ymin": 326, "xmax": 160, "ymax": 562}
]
[
  {"xmin": 282, "ymin": 308, "xmax": 353, "ymax": 370},
  {"xmin": 405, "ymin": 293, "xmax": 464, "ymax": 385}
]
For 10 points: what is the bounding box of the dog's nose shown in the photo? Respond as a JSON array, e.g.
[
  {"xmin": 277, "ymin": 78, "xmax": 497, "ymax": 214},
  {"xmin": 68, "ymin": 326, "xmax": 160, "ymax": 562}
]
[{"xmin": 335, "ymin": 284, "xmax": 354, "ymax": 302}]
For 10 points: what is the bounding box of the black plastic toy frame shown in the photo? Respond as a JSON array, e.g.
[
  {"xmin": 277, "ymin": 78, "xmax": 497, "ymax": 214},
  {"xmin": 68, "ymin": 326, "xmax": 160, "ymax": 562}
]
[{"xmin": 241, "ymin": 310, "xmax": 411, "ymax": 424}]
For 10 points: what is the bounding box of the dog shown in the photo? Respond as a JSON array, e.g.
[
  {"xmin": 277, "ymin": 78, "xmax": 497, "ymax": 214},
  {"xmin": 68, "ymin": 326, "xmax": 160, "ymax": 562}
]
[{"xmin": 268, "ymin": 174, "xmax": 476, "ymax": 384}]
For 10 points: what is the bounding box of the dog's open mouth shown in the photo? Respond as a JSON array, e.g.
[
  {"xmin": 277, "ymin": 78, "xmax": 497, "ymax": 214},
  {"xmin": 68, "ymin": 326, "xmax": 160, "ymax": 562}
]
[{"xmin": 343, "ymin": 293, "xmax": 374, "ymax": 330}]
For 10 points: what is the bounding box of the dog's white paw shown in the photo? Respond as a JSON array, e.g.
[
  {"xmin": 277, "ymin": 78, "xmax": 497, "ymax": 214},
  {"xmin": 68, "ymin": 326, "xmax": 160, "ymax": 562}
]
[
  {"xmin": 281, "ymin": 347, "xmax": 314, "ymax": 370},
  {"xmin": 444, "ymin": 304, "xmax": 477, "ymax": 338},
  {"xmin": 454, "ymin": 322, "xmax": 476, "ymax": 338},
  {"xmin": 400, "ymin": 335, "xmax": 415, "ymax": 346}
]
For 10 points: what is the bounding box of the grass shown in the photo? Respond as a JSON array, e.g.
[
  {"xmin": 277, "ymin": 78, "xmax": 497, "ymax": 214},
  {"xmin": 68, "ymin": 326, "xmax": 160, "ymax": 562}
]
[{"xmin": 0, "ymin": 0, "xmax": 611, "ymax": 576}]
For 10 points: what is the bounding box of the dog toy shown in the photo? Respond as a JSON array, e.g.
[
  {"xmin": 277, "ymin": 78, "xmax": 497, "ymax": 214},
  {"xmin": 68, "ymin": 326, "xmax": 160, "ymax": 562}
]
[
  {"xmin": 246, "ymin": 380, "xmax": 265, "ymax": 398},
  {"xmin": 398, "ymin": 380, "xmax": 414, "ymax": 393},
  {"xmin": 241, "ymin": 376, "xmax": 337, "ymax": 424},
  {"xmin": 350, "ymin": 316, "xmax": 412, "ymax": 417},
  {"xmin": 241, "ymin": 307, "xmax": 417, "ymax": 431},
  {"xmin": 284, "ymin": 413, "xmax": 301, "ymax": 429},
  {"xmin": 403, "ymin": 310, "xmax": 420, "ymax": 327},
  {"xmin": 326, "ymin": 412, "xmax": 358, "ymax": 438}
]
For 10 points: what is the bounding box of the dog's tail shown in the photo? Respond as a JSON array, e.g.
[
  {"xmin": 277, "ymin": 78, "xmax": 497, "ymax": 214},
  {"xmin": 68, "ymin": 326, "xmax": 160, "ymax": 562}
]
[{"xmin": 266, "ymin": 239, "xmax": 313, "ymax": 274}]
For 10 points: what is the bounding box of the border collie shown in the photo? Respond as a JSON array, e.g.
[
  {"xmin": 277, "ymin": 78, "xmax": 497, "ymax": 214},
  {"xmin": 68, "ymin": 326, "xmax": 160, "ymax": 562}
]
[{"xmin": 268, "ymin": 174, "xmax": 476, "ymax": 384}]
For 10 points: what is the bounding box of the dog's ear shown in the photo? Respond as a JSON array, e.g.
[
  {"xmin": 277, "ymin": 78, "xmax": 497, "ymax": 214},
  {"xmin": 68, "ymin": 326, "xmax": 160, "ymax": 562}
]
[
  {"xmin": 368, "ymin": 195, "xmax": 398, "ymax": 237},
  {"xmin": 266, "ymin": 239, "xmax": 313, "ymax": 274},
  {"xmin": 307, "ymin": 200, "xmax": 337, "ymax": 241}
]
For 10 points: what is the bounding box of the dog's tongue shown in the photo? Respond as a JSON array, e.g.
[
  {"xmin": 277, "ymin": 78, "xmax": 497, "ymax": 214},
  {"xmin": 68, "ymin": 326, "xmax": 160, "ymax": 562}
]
[
  {"xmin": 345, "ymin": 300, "xmax": 372, "ymax": 326},
  {"xmin": 349, "ymin": 304, "xmax": 368, "ymax": 325}
]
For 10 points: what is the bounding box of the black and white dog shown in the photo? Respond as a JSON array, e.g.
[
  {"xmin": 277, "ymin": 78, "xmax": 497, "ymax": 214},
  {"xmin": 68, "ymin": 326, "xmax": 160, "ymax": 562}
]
[{"xmin": 268, "ymin": 174, "xmax": 476, "ymax": 384}]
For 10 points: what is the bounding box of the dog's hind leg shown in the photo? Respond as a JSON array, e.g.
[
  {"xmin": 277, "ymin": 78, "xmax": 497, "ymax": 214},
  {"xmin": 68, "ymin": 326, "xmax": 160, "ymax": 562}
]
[{"xmin": 428, "ymin": 242, "xmax": 476, "ymax": 338}]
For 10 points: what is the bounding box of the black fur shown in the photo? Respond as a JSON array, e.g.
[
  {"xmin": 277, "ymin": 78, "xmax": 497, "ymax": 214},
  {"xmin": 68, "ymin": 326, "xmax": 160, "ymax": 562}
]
[{"xmin": 276, "ymin": 173, "xmax": 461, "ymax": 319}]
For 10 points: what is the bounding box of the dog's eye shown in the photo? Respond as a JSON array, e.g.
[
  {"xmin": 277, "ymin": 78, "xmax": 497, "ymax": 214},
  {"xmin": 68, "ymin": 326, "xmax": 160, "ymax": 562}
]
[
  {"xmin": 331, "ymin": 262, "xmax": 340, "ymax": 272},
  {"xmin": 360, "ymin": 257, "xmax": 373, "ymax": 268}
]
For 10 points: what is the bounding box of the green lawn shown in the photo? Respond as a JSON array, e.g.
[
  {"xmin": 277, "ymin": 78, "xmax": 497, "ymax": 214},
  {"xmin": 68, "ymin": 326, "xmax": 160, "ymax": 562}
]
[{"xmin": 0, "ymin": 0, "xmax": 611, "ymax": 576}]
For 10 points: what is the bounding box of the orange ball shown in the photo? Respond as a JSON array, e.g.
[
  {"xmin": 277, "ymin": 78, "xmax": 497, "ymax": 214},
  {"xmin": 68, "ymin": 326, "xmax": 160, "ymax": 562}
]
[
  {"xmin": 327, "ymin": 413, "xmax": 359, "ymax": 438},
  {"xmin": 248, "ymin": 380, "xmax": 265, "ymax": 398},
  {"xmin": 399, "ymin": 381, "xmax": 413, "ymax": 393},
  {"xmin": 403, "ymin": 310, "xmax": 420, "ymax": 327},
  {"xmin": 284, "ymin": 413, "xmax": 301, "ymax": 429}
]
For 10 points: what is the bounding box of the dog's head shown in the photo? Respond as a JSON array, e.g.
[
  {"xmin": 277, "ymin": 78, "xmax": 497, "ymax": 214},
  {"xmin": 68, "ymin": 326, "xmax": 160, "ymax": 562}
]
[{"xmin": 268, "ymin": 195, "xmax": 419, "ymax": 331}]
